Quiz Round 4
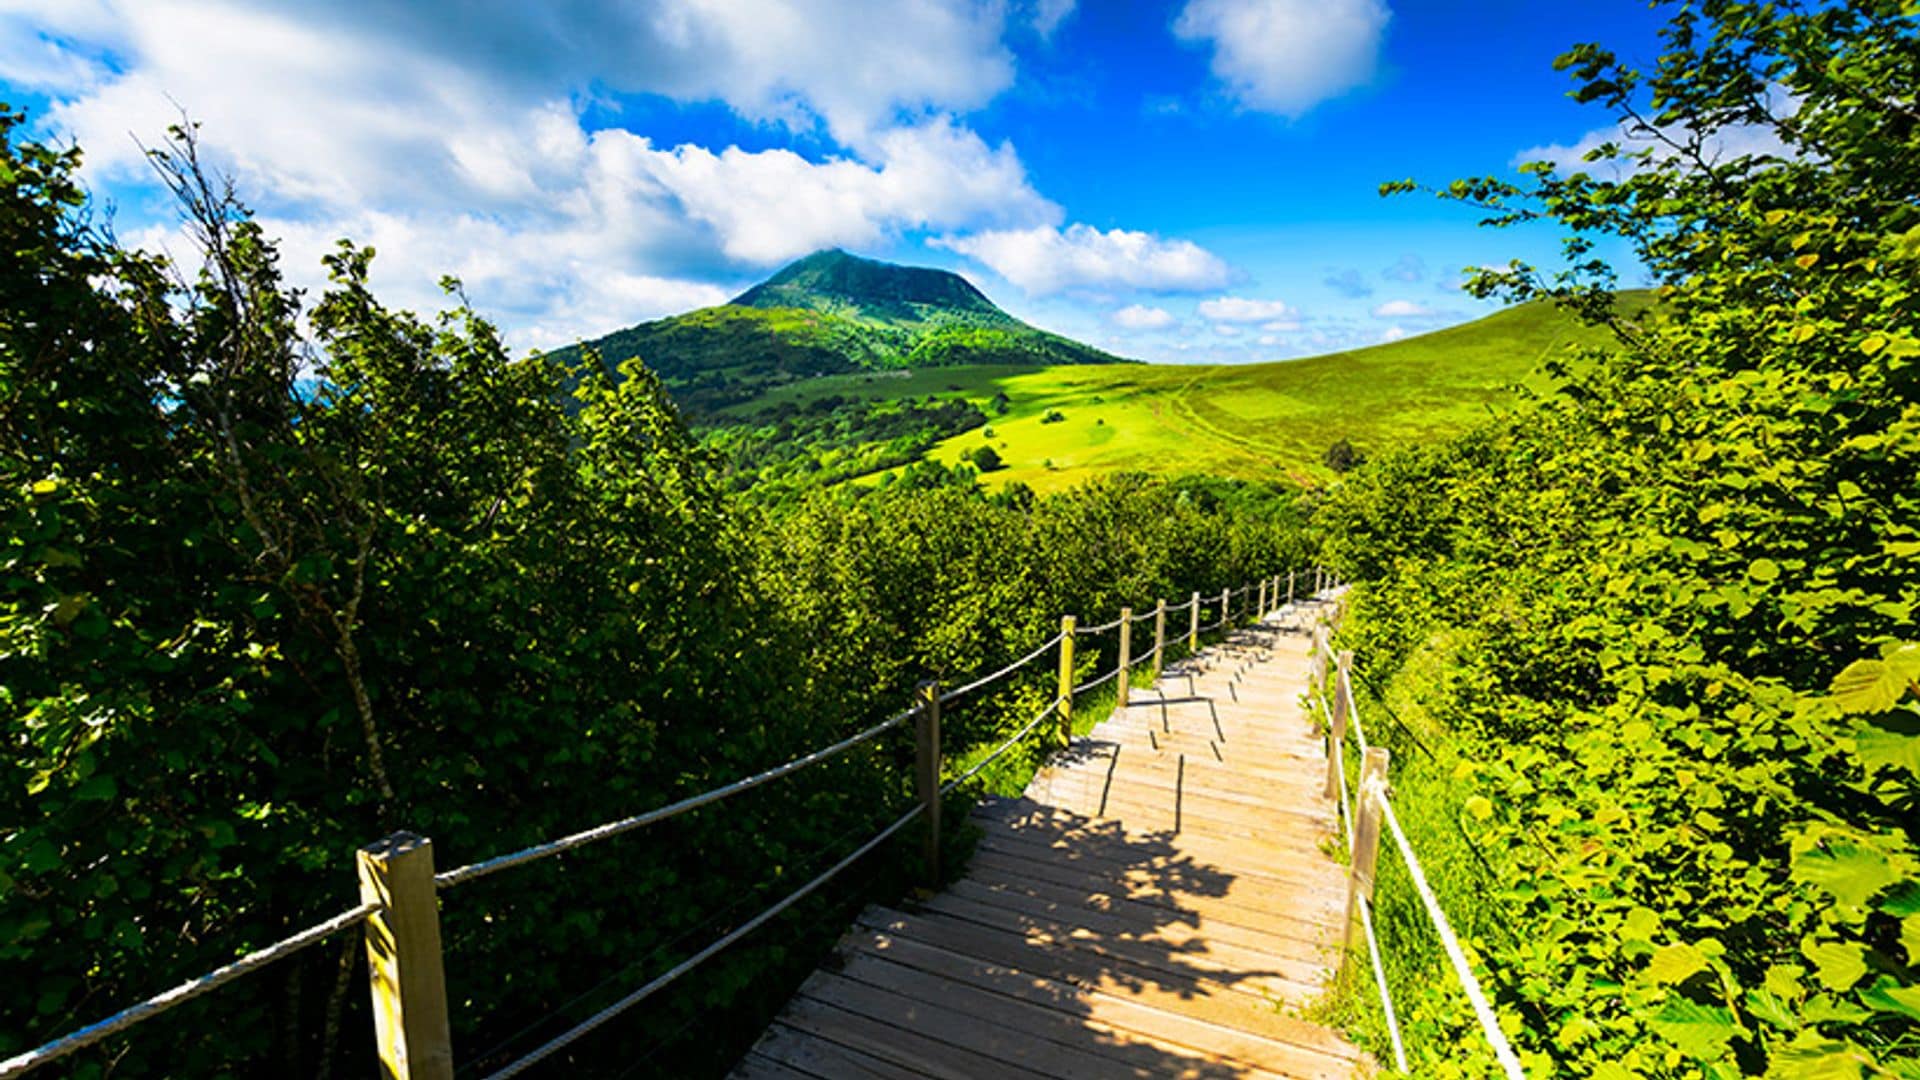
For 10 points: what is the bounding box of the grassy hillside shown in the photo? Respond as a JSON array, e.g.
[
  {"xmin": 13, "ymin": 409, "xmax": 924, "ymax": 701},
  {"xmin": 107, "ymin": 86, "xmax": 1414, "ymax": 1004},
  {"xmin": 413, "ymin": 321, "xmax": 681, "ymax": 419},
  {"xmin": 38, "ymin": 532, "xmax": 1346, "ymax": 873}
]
[
  {"xmin": 548, "ymin": 249, "xmax": 1128, "ymax": 414},
  {"xmin": 710, "ymin": 294, "xmax": 1645, "ymax": 492}
]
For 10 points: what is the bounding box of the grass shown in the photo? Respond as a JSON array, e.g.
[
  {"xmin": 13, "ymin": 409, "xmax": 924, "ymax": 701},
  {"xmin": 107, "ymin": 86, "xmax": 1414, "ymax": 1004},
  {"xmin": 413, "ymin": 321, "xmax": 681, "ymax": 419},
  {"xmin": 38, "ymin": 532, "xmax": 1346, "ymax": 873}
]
[
  {"xmin": 711, "ymin": 296, "xmax": 1646, "ymax": 493},
  {"xmin": 1305, "ymin": 628, "xmax": 1519, "ymax": 1076}
]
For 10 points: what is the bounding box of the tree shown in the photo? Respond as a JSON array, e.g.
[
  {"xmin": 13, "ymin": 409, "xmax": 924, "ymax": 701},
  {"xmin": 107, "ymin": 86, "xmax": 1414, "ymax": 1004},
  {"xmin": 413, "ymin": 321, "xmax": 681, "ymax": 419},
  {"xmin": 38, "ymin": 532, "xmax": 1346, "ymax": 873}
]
[{"xmin": 971, "ymin": 445, "xmax": 1005, "ymax": 472}]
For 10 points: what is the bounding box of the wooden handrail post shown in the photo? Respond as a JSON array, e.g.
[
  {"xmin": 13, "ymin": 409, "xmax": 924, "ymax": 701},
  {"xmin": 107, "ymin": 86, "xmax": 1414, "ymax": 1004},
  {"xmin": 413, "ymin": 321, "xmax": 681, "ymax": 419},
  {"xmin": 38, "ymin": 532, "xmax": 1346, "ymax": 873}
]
[
  {"xmin": 1344, "ymin": 747, "xmax": 1391, "ymax": 959},
  {"xmin": 1219, "ymin": 588, "xmax": 1230, "ymax": 630},
  {"xmin": 1188, "ymin": 591, "xmax": 1200, "ymax": 651},
  {"xmin": 1258, "ymin": 577, "xmax": 1268, "ymax": 620},
  {"xmin": 1324, "ymin": 650, "xmax": 1352, "ymax": 800},
  {"xmin": 358, "ymin": 833, "xmax": 454, "ymax": 1080},
  {"xmin": 1151, "ymin": 599, "xmax": 1167, "ymax": 681},
  {"xmin": 1287, "ymin": 569, "xmax": 1295, "ymax": 606},
  {"xmin": 1057, "ymin": 616, "xmax": 1075, "ymax": 748},
  {"xmin": 915, "ymin": 680, "xmax": 942, "ymax": 886},
  {"xmin": 1116, "ymin": 607, "xmax": 1133, "ymax": 708}
]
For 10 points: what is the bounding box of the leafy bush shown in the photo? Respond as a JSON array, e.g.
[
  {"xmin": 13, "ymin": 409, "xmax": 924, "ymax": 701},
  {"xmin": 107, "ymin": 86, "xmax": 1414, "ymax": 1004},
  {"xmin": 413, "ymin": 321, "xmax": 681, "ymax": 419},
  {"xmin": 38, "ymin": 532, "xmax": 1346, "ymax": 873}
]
[{"xmin": 1320, "ymin": 2, "xmax": 1920, "ymax": 1073}]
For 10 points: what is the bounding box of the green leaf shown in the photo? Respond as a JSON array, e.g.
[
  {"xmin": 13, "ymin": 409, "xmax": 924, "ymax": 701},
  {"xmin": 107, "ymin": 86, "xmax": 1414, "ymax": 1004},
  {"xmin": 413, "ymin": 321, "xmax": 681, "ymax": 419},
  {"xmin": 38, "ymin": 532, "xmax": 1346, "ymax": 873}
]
[
  {"xmin": 1792, "ymin": 838, "xmax": 1897, "ymax": 908},
  {"xmin": 1765, "ymin": 1040, "xmax": 1864, "ymax": 1080},
  {"xmin": 1646, "ymin": 942, "xmax": 1710, "ymax": 984},
  {"xmin": 1464, "ymin": 794, "xmax": 1494, "ymax": 820},
  {"xmin": 1648, "ymin": 998, "xmax": 1739, "ymax": 1059},
  {"xmin": 1831, "ymin": 658, "xmax": 1914, "ymax": 714},
  {"xmin": 1854, "ymin": 713, "xmax": 1920, "ymax": 776},
  {"xmin": 1804, "ymin": 941, "xmax": 1869, "ymax": 990},
  {"xmin": 1860, "ymin": 977, "xmax": 1920, "ymax": 1020},
  {"xmin": 1749, "ymin": 557, "xmax": 1781, "ymax": 582}
]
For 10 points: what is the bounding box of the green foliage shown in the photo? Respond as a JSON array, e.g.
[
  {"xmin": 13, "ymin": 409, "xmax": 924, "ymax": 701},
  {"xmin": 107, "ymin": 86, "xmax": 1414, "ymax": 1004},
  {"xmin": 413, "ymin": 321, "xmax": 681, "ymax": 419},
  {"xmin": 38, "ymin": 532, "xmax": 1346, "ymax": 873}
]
[
  {"xmin": 1321, "ymin": 2, "xmax": 1920, "ymax": 1073},
  {"xmin": 0, "ymin": 115, "xmax": 1313, "ymax": 1076}
]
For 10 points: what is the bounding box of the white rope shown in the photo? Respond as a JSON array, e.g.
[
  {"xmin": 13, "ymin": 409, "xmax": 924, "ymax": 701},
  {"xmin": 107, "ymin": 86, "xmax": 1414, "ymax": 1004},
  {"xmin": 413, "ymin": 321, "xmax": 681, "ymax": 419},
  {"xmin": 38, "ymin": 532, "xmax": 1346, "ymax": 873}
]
[
  {"xmin": 1340, "ymin": 667, "xmax": 1371, "ymax": 755},
  {"xmin": 943, "ymin": 698, "xmax": 1062, "ymax": 793},
  {"xmin": 1358, "ymin": 894, "xmax": 1408, "ymax": 1071},
  {"xmin": 486, "ymin": 802, "xmax": 927, "ymax": 1078},
  {"xmin": 1072, "ymin": 665, "xmax": 1122, "ymax": 695},
  {"xmin": 437, "ymin": 706, "xmax": 914, "ymax": 887},
  {"xmin": 1380, "ymin": 797, "xmax": 1526, "ymax": 1079},
  {"xmin": 939, "ymin": 631, "xmax": 1065, "ymax": 705},
  {"xmin": 1075, "ymin": 616, "xmax": 1124, "ymax": 635},
  {"xmin": 1128, "ymin": 607, "xmax": 1158, "ymax": 624},
  {"xmin": 0, "ymin": 902, "xmax": 380, "ymax": 1078}
]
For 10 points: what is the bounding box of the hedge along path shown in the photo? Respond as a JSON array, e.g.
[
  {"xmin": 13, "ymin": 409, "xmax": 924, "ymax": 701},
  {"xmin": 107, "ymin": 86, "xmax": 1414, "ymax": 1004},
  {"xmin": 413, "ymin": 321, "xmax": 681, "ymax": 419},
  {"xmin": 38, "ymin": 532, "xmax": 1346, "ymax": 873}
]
[{"xmin": 733, "ymin": 595, "xmax": 1373, "ymax": 1080}]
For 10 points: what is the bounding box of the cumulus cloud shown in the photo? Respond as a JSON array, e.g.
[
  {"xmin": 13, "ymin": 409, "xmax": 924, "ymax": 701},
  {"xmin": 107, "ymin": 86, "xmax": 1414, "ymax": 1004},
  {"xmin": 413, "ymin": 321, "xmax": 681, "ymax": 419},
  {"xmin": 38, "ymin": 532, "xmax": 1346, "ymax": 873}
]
[
  {"xmin": 1112, "ymin": 304, "xmax": 1177, "ymax": 330},
  {"xmin": 1323, "ymin": 267, "xmax": 1373, "ymax": 298},
  {"xmin": 1381, "ymin": 325, "xmax": 1409, "ymax": 342},
  {"xmin": 5, "ymin": 0, "xmax": 1058, "ymax": 345},
  {"xmin": 1172, "ymin": 0, "xmax": 1390, "ymax": 117},
  {"xmin": 934, "ymin": 223, "xmax": 1232, "ymax": 295},
  {"xmin": 1197, "ymin": 296, "xmax": 1298, "ymax": 323},
  {"xmin": 1370, "ymin": 298, "xmax": 1434, "ymax": 318}
]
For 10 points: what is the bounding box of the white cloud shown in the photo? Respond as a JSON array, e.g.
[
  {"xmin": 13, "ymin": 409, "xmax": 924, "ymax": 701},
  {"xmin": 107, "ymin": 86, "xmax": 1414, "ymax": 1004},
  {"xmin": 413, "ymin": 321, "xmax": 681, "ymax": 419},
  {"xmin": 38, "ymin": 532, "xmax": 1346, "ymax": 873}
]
[
  {"xmin": 5, "ymin": 0, "xmax": 1058, "ymax": 345},
  {"xmin": 1026, "ymin": 0, "xmax": 1077, "ymax": 37},
  {"xmin": 1197, "ymin": 296, "xmax": 1297, "ymax": 322},
  {"xmin": 1381, "ymin": 253, "xmax": 1425, "ymax": 283},
  {"xmin": 629, "ymin": 119, "xmax": 1056, "ymax": 265},
  {"xmin": 1112, "ymin": 304, "xmax": 1176, "ymax": 330},
  {"xmin": 1515, "ymin": 93, "xmax": 1797, "ymax": 177},
  {"xmin": 1370, "ymin": 298, "xmax": 1433, "ymax": 318},
  {"xmin": 934, "ymin": 223, "xmax": 1232, "ymax": 295},
  {"xmin": 1380, "ymin": 325, "xmax": 1409, "ymax": 342},
  {"xmin": 1172, "ymin": 0, "xmax": 1390, "ymax": 118}
]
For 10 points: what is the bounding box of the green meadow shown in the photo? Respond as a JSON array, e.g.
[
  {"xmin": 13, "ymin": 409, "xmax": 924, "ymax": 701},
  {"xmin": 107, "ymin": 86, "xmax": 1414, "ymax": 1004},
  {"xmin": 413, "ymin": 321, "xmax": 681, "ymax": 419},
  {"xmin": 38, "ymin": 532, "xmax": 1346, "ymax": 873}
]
[{"xmin": 715, "ymin": 294, "xmax": 1641, "ymax": 491}]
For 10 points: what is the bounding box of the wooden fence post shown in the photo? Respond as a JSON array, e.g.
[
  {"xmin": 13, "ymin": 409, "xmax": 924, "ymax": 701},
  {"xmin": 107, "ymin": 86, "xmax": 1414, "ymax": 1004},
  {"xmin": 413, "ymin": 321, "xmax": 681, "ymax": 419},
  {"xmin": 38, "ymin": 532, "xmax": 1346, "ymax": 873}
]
[
  {"xmin": 1324, "ymin": 650, "xmax": 1352, "ymax": 800},
  {"xmin": 915, "ymin": 680, "xmax": 942, "ymax": 886},
  {"xmin": 1057, "ymin": 616, "xmax": 1075, "ymax": 748},
  {"xmin": 1344, "ymin": 746, "xmax": 1391, "ymax": 958},
  {"xmin": 1219, "ymin": 588, "xmax": 1230, "ymax": 630},
  {"xmin": 1188, "ymin": 591, "xmax": 1200, "ymax": 651},
  {"xmin": 358, "ymin": 833, "xmax": 454, "ymax": 1080},
  {"xmin": 1151, "ymin": 599, "xmax": 1167, "ymax": 681},
  {"xmin": 1258, "ymin": 577, "xmax": 1268, "ymax": 620},
  {"xmin": 1116, "ymin": 607, "xmax": 1133, "ymax": 709},
  {"xmin": 1287, "ymin": 569, "xmax": 1295, "ymax": 606}
]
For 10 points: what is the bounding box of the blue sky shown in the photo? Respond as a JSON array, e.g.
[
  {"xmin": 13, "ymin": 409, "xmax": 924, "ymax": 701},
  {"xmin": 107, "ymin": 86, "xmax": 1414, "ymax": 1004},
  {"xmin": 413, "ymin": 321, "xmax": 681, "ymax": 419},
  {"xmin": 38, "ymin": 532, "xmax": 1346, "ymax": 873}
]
[{"xmin": 0, "ymin": 0, "xmax": 1668, "ymax": 361}]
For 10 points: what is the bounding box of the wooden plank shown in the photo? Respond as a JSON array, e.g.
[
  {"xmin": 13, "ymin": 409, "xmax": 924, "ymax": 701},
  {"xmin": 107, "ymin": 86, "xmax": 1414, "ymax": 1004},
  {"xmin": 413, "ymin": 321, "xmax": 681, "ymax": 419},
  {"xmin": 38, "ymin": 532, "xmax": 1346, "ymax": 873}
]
[
  {"xmin": 732, "ymin": 1048, "xmax": 840, "ymax": 1080},
  {"xmin": 831, "ymin": 948, "xmax": 1306, "ymax": 1080},
  {"xmin": 936, "ymin": 879, "xmax": 1338, "ymax": 988},
  {"xmin": 751, "ymin": 1022, "xmax": 931, "ymax": 1080},
  {"xmin": 965, "ymin": 834, "xmax": 1346, "ymax": 923},
  {"xmin": 950, "ymin": 863, "xmax": 1340, "ymax": 957},
  {"xmin": 847, "ymin": 926, "xmax": 1362, "ymax": 1078},
  {"xmin": 780, "ymin": 993, "xmax": 1057, "ymax": 1080},
  {"xmin": 913, "ymin": 890, "xmax": 1332, "ymax": 1002},
  {"xmin": 853, "ymin": 910, "xmax": 1361, "ymax": 1061},
  {"xmin": 805, "ymin": 966, "xmax": 1182, "ymax": 1080}
]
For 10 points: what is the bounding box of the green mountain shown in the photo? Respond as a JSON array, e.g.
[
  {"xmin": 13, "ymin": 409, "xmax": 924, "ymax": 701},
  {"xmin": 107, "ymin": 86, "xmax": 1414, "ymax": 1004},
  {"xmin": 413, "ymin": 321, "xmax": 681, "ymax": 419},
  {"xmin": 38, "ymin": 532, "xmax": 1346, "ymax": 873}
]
[{"xmin": 552, "ymin": 249, "xmax": 1127, "ymax": 414}]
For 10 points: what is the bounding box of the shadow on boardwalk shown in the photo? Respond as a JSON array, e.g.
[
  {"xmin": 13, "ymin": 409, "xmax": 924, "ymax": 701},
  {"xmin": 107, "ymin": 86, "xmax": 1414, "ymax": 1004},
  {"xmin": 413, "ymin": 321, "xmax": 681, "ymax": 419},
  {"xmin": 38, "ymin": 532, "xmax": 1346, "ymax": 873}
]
[{"xmin": 735, "ymin": 609, "xmax": 1364, "ymax": 1079}]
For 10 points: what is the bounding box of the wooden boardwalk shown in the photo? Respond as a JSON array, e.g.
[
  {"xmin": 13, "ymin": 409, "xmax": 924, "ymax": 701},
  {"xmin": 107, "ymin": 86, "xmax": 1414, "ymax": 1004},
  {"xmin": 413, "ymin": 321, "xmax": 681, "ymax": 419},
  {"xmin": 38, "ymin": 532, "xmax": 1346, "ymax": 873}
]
[{"xmin": 733, "ymin": 601, "xmax": 1370, "ymax": 1079}]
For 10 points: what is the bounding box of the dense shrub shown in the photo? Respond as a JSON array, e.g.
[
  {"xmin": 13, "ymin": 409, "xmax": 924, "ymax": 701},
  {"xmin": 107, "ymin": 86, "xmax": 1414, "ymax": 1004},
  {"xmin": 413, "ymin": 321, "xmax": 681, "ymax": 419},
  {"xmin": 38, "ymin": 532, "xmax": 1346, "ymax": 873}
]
[{"xmin": 1320, "ymin": 2, "xmax": 1920, "ymax": 1073}]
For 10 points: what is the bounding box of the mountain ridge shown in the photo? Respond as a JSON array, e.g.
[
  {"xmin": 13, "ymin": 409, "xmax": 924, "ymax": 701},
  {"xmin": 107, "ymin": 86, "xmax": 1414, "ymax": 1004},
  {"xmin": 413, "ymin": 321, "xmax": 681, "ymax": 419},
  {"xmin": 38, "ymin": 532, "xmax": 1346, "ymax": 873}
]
[{"xmin": 548, "ymin": 249, "xmax": 1127, "ymax": 414}]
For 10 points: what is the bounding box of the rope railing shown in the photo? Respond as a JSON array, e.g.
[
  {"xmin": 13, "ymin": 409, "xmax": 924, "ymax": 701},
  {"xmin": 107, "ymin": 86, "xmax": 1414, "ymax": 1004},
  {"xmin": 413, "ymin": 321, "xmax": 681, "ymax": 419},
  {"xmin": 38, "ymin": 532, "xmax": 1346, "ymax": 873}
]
[
  {"xmin": 0, "ymin": 902, "xmax": 380, "ymax": 1079},
  {"xmin": 943, "ymin": 697, "xmax": 1064, "ymax": 794},
  {"xmin": 9, "ymin": 567, "xmax": 1301, "ymax": 1077},
  {"xmin": 483, "ymin": 801, "xmax": 928, "ymax": 1080},
  {"xmin": 938, "ymin": 630, "xmax": 1065, "ymax": 706},
  {"xmin": 435, "ymin": 704, "xmax": 917, "ymax": 889},
  {"xmin": 1311, "ymin": 585, "xmax": 1527, "ymax": 1079}
]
